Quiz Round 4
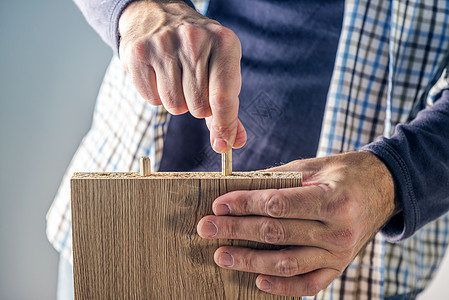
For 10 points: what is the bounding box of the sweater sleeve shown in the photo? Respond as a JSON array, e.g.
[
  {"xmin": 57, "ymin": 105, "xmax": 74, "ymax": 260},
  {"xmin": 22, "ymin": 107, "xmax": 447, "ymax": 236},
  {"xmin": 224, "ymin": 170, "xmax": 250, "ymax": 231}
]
[
  {"xmin": 362, "ymin": 89, "xmax": 449, "ymax": 242},
  {"xmin": 73, "ymin": 0, "xmax": 195, "ymax": 56}
]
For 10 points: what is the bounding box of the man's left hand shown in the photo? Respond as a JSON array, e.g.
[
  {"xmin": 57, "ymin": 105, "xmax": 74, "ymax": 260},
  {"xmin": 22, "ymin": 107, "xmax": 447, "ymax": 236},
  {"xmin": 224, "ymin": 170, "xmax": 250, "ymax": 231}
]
[{"xmin": 197, "ymin": 151, "xmax": 397, "ymax": 297}]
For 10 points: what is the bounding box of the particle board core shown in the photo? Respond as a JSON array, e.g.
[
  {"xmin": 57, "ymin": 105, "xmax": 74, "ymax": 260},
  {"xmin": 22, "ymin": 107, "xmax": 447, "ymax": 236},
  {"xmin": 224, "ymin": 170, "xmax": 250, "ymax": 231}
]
[{"xmin": 71, "ymin": 171, "xmax": 302, "ymax": 299}]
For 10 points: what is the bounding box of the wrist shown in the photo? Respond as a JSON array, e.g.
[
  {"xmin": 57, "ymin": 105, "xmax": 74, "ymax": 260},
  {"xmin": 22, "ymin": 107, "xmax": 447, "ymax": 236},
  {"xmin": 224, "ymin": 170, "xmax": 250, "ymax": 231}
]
[
  {"xmin": 119, "ymin": 0, "xmax": 191, "ymax": 36},
  {"xmin": 359, "ymin": 151, "xmax": 397, "ymax": 209},
  {"xmin": 118, "ymin": 1, "xmax": 155, "ymax": 40},
  {"xmin": 118, "ymin": 0, "xmax": 200, "ymax": 53}
]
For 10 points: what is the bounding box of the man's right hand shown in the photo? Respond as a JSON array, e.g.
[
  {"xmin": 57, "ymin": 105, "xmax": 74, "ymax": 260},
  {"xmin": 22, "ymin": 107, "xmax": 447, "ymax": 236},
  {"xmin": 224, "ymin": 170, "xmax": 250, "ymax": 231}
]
[{"xmin": 118, "ymin": 0, "xmax": 247, "ymax": 153}]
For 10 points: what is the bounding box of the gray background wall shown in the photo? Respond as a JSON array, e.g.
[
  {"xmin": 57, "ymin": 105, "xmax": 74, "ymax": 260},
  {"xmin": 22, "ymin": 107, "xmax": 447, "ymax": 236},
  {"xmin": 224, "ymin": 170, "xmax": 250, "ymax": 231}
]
[
  {"xmin": 0, "ymin": 1, "xmax": 447, "ymax": 299},
  {"xmin": 0, "ymin": 0, "xmax": 110, "ymax": 299}
]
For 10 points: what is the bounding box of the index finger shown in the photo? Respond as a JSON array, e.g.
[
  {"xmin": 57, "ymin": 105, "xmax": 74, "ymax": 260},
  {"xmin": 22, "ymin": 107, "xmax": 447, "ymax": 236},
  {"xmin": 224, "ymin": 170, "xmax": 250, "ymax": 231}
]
[
  {"xmin": 208, "ymin": 27, "xmax": 244, "ymax": 153},
  {"xmin": 212, "ymin": 185, "xmax": 329, "ymax": 221}
]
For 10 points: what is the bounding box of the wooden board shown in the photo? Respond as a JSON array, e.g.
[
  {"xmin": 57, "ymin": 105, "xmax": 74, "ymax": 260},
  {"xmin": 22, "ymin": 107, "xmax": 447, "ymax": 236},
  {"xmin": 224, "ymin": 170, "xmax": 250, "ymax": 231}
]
[{"xmin": 71, "ymin": 172, "xmax": 302, "ymax": 299}]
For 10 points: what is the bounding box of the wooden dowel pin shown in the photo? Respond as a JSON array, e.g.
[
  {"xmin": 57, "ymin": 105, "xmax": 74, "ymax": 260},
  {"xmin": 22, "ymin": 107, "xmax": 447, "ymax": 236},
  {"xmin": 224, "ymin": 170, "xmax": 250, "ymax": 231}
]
[
  {"xmin": 140, "ymin": 157, "xmax": 151, "ymax": 177},
  {"xmin": 222, "ymin": 149, "xmax": 232, "ymax": 176}
]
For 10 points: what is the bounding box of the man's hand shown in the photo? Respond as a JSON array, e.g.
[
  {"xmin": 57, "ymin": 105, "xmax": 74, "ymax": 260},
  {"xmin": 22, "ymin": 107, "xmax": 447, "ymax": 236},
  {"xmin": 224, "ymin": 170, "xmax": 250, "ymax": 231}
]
[
  {"xmin": 118, "ymin": 0, "xmax": 246, "ymax": 153},
  {"xmin": 197, "ymin": 151, "xmax": 397, "ymax": 297}
]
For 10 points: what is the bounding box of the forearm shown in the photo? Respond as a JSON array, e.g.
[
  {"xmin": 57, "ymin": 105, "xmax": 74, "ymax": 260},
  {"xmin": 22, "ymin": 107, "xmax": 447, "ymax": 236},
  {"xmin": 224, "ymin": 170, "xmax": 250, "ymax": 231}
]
[
  {"xmin": 72, "ymin": 0, "xmax": 195, "ymax": 56},
  {"xmin": 364, "ymin": 89, "xmax": 449, "ymax": 242}
]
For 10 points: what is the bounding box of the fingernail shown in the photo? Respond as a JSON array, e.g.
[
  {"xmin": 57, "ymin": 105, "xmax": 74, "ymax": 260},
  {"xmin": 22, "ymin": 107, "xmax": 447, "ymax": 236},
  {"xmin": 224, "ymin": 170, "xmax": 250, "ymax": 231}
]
[
  {"xmin": 218, "ymin": 252, "xmax": 234, "ymax": 267},
  {"xmin": 215, "ymin": 203, "xmax": 230, "ymax": 215},
  {"xmin": 213, "ymin": 138, "xmax": 228, "ymax": 153},
  {"xmin": 259, "ymin": 279, "xmax": 272, "ymax": 291},
  {"xmin": 201, "ymin": 221, "xmax": 217, "ymax": 237}
]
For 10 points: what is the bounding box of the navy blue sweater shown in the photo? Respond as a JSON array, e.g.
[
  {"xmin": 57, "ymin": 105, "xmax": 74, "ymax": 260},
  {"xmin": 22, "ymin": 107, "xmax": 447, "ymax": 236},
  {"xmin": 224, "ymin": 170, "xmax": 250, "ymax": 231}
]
[{"xmin": 73, "ymin": 0, "xmax": 449, "ymax": 242}]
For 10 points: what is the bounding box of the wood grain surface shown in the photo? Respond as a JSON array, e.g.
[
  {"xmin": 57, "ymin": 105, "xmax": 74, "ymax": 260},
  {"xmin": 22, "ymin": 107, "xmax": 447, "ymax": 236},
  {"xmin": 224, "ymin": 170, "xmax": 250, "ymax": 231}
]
[{"xmin": 71, "ymin": 172, "xmax": 302, "ymax": 299}]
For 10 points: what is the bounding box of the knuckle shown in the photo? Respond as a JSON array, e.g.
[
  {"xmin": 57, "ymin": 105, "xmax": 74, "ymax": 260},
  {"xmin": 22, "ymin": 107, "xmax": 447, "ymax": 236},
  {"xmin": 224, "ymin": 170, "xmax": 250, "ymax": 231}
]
[
  {"xmin": 309, "ymin": 226, "xmax": 322, "ymax": 245},
  {"xmin": 304, "ymin": 277, "xmax": 321, "ymax": 296},
  {"xmin": 239, "ymin": 196, "xmax": 251, "ymax": 215},
  {"xmin": 129, "ymin": 39, "xmax": 150, "ymax": 63},
  {"xmin": 241, "ymin": 252, "xmax": 255, "ymax": 271},
  {"xmin": 214, "ymin": 26, "xmax": 241, "ymax": 51},
  {"xmin": 180, "ymin": 24, "xmax": 207, "ymax": 62},
  {"xmin": 188, "ymin": 93, "xmax": 211, "ymax": 118},
  {"xmin": 163, "ymin": 96, "xmax": 187, "ymax": 115},
  {"xmin": 181, "ymin": 23, "xmax": 203, "ymax": 41},
  {"xmin": 323, "ymin": 189, "xmax": 359, "ymax": 221},
  {"xmin": 259, "ymin": 219, "xmax": 285, "ymax": 244},
  {"xmin": 224, "ymin": 220, "xmax": 238, "ymax": 238},
  {"xmin": 275, "ymin": 280, "xmax": 295, "ymax": 297},
  {"xmin": 276, "ymin": 256, "xmax": 300, "ymax": 277},
  {"xmin": 334, "ymin": 254, "xmax": 352, "ymax": 272},
  {"xmin": 150, "ymin": 32, "xmax": 178, "ymax": 63},
  {"xmin": 315, "ymin": 183, "xmax": 333, "ymax": 219},
  {"xmin": 211, "ymin": 123, "xmax": 234, "ymax": 139},
  {"xmin": 190, "ymin": 103, "xmax": 211, "ymax": 118},
  {"xmin": 328, "ymin": 227, "xmax": 358, "ymax": 250},
  {"xmin": 153, "ymin": 31, "xmax": 171, "ymax": 52},
  {"xmin": 129, "ymin": 72, "xmax": 160, "ymax": 105},
  {"xmin": 145, "ymin": 97, "xmax": 162, "ymax": 106},
  {"xmin": 265, "ymin": 191, "xmax": 288, "ymax": 218},
  {"xmin": 339, "ymin": 196, "xmax": 359, "ymax": 219},
  {"xmin": 209, "ymin": 91, "xmax": 237, "ymax": 112}
]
